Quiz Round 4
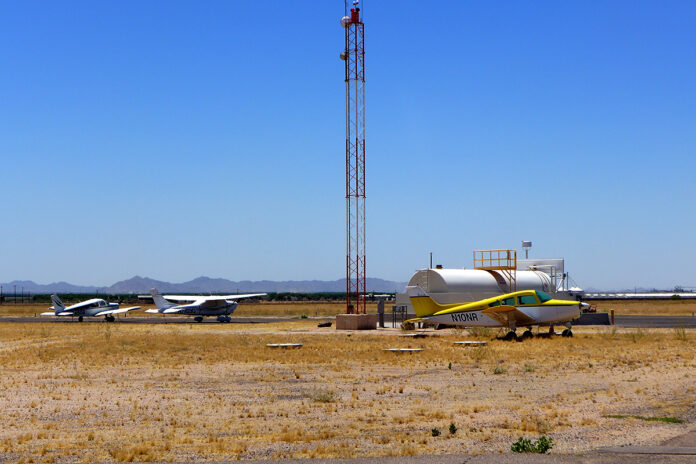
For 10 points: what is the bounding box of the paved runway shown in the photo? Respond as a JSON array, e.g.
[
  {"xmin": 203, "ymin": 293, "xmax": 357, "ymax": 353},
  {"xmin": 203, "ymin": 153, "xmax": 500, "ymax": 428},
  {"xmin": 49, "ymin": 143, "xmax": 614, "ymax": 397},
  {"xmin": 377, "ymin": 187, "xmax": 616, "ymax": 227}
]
[{"xmin": 614, "ymin": 315, "xmax": 696, "ymax": 328}]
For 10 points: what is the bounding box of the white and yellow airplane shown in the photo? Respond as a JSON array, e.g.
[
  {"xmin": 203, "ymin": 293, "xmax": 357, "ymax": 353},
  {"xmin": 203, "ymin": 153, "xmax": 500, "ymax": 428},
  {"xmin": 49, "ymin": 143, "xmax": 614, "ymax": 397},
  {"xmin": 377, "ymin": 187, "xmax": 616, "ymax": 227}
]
[{"xmin": 406, "ymin": 286, "xmax": 584, "ymax": 340}]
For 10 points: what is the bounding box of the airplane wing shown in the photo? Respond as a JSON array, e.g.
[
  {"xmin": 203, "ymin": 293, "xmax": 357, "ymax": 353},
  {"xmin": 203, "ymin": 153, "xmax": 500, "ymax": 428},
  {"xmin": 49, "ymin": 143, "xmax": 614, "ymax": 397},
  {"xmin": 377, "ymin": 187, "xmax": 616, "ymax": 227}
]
[
  {"xmin": 481, "ymin": 305, "xmax": 537, "ymax": 326},
  {"xmin": 93, "ymin": 306, "xmax": 141, "ymax": 317},
  {"xmin": 220, "ymin": 293, "xmax": 266, "ymax": 300},
  {"xmin": 40, "ymin": 312, "xmax": 74, "ymax": 316},
  {"xmin": 163, "ymin": 293, "xmax": 266, "ymax": 302}
]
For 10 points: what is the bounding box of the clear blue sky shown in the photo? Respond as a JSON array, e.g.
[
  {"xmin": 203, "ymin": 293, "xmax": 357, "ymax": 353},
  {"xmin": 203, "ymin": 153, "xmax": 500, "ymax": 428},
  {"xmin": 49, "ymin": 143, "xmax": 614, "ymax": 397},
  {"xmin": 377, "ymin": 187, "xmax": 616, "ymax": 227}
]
[{"xmin": 1, "ymin": 1, "xmax": 694, "ymax": 290}]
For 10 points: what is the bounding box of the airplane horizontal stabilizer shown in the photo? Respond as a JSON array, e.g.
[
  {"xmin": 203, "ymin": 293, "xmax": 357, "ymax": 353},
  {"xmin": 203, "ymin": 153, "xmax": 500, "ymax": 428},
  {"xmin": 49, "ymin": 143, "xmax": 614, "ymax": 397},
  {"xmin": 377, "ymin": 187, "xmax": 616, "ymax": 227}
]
[
  {"xmin": 162, "ymin": 307, "xmax": 186, "ymax": 314},
  {"xmin": 144, "ymin": 309, "xmax": 160, "ymax": 314},
  {"xmin": 40, "ymin": 311, "xmax": 74, "ymax": 316}
]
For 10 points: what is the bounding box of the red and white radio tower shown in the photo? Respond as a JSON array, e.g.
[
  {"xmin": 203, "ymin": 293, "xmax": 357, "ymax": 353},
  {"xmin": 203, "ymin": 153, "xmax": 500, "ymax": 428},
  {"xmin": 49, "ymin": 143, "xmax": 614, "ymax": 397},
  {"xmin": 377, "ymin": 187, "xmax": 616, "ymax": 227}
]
[{"xmin": 341, "ymin": 1, "xmax": 366, "ymax": 314}]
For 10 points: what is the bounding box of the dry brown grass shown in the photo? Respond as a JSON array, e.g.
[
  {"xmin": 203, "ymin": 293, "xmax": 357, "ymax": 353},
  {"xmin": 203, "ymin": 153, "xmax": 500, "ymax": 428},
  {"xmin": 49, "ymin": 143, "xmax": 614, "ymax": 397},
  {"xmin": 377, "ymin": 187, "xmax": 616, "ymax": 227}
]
[{"xmin": 0, "ymin": 323, "xmax": 693, "ymax": 462}]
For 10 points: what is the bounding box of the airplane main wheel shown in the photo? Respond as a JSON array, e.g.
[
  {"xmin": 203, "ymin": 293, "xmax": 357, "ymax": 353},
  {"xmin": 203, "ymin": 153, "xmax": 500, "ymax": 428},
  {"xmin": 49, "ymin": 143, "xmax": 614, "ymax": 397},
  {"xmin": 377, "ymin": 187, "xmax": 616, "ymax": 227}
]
[
  {"xmin": 78, "ymin": 316, "xmax": 83, "ymax": 322},
  {"xmin": 194, "ymin": 316, "xmax": 204, "ymax": 323},
  {"xmin": 561, "ymin": 329, "xmax": 573, "ymax": 337},
  {"xmin": 520, "ymin": 330, "xmax": 534, "ymax": 340},
  {"xmin": 106, "ymin": 315, "xmax": 115, "ymax": 322},
  {"xmin": 503, "ymin": 331, "xmax": 518, "ymax": 341}
]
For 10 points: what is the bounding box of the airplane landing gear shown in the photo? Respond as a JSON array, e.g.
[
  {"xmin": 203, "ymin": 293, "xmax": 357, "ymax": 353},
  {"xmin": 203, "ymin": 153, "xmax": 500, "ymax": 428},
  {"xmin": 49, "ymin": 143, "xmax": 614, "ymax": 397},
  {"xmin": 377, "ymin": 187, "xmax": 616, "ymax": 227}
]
[
  {"xmin": 194, "ymin": 316, "xmax": 204, "ymax": 323},
  {"xmin": 105, "ymin": 315, "xmax": 115, "ymax": 322},
  {"xmin": 561, "ymin": 329, "xmax": 573, "ymax": 337},
  {"xmin": 78, "ymin": 316, "xmax": 84, "ymax": 322},
  {"xmin": 217, "ymin": 316, "xmax": 232, "ymax": 323},
  {"xmin": 520, "ymin": 329, "xmax": 534, "ymax": 340}
]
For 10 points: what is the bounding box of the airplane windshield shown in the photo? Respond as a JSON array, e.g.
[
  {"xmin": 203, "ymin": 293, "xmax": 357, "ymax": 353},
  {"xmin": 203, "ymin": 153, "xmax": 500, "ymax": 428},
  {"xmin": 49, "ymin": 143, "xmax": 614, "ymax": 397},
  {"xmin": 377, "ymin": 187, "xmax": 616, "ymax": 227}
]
[{"xmin": 535, "ymin": 291, "xmax": 552, "ymax": 303}]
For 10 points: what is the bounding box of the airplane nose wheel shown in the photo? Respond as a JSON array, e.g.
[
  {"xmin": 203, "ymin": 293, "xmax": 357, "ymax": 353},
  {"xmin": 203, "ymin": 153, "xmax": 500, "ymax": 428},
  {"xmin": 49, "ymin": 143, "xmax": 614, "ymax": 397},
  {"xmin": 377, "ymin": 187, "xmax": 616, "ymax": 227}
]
[{"xmin": 78, "ymin": 316, "xmax": 83, "ymax": 322}]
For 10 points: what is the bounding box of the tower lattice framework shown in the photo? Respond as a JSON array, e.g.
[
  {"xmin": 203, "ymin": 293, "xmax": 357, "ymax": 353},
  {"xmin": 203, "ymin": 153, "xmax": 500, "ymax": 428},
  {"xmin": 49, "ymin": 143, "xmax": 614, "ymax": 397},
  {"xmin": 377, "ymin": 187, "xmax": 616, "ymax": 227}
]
[{"xmin": 343, "ymin": 3, "xmax": 366, "ymax": 314}]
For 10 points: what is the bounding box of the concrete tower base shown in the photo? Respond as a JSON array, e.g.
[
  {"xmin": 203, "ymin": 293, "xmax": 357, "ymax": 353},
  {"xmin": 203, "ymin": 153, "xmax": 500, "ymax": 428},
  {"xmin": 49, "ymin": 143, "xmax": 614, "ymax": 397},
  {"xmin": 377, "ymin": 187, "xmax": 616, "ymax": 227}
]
[{"xmin": 336, "ymin": 314, "xmax": 377, "ymax": 330}]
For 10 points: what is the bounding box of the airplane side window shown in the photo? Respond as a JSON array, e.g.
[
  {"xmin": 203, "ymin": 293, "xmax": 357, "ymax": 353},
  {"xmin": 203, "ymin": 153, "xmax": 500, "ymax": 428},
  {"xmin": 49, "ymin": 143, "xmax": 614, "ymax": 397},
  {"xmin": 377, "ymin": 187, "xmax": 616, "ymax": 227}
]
[
  {"xmin": 535, "ymin": 291, "xmax": 552, "ymax": 303},
  {"xmin": 488, "ymin": 301, "xmax": 500, "ymax": 307},
  {"xmin": 501, "ymin": 297, "xmax": 515, "ymax": 306},
  {"xmin": 519, "ymin": 295, "xmax": 538, "ymax": 305}
]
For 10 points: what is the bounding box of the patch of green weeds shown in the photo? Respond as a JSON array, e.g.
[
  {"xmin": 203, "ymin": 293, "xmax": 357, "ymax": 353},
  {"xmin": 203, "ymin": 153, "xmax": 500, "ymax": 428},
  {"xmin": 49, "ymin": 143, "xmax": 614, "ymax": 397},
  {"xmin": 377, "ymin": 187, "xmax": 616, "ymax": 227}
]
[
  {"xmin": 511, "ymin": 435, "xmax": 554, "ymax": 453},
  {"xmin": 603, "ymin": 414, "xmax": 683, "ymax": 424}
]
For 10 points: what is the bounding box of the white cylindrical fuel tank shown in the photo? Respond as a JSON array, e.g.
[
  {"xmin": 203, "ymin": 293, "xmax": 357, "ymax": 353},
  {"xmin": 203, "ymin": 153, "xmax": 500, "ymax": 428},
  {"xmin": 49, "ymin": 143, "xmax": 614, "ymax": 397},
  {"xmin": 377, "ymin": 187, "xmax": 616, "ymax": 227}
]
[{"xmin": 398, "ymin": 268, "xmax": 553, "ymax": 307}]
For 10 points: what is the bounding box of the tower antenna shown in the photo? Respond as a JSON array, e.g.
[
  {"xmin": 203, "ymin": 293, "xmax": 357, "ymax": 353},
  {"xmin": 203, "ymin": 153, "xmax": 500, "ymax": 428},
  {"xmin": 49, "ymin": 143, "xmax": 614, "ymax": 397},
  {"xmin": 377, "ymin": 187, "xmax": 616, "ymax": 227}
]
[{"xmin": 340, "ymin": 1, "xmax": 366, "ymax": 314}]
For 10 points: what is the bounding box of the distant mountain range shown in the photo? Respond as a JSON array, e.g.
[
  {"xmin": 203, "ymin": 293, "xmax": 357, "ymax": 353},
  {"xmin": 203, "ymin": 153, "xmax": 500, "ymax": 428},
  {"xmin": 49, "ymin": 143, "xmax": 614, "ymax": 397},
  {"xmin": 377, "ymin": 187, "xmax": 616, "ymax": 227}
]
[{"xmin": 0, "ymin": 276, "xmax": 407, "ymax": 294}]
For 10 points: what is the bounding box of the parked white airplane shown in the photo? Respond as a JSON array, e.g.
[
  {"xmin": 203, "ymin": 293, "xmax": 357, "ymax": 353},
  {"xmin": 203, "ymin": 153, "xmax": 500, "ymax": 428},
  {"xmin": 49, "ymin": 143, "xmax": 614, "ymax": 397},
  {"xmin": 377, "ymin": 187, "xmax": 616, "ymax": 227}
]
[
  {"xmin": 41, "ymin": 295, "xmax": 140, "ymax": 322},
  {"xmin": 146, "ymin": 288, "xmax": 267, "ymax": 322}
]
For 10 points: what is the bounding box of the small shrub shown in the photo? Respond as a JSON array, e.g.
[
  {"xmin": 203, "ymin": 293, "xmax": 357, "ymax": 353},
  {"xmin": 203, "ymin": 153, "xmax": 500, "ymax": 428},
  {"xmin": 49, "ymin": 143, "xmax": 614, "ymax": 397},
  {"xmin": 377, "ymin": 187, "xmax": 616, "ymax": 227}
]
[
  {"xmin": 449, "ymin": 423, "xmax": 457, "ymax": 435},
  {"xmin": 511, "ymin": 437, "xmax": 534, "ymax": 453},
  {"xmin": 534, "ymin": 435, "xmax": 554, "ymax": 453},
  {"xmin": 431, "ymin": 427, "xmax": 441, "ymax": 437},
  {"xmin": 511, "ymin": 435, "xmax": 554, "ymax": 454},
  {"xmin": 674, "ymin": 327, "xmax": 688, "ymax": 342},
  {"xmin": 493, "ymin": 366, "xmax": 507, "ymax": 375},
  {"xmin": 448, "ymin": 362, "xmax": 452, "ymax": 370},
  {"xmin": 310, "ymin": 389, "xmax": 336, "ymax": 403}
]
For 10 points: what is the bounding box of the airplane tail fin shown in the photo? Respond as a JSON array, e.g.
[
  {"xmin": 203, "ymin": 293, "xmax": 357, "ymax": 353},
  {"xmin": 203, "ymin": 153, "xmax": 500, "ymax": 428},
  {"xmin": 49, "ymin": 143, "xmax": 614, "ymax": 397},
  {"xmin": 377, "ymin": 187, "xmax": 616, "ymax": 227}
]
[
  {"xmin": 51, "ymin": 294, "xmax": 65, "ymax": 314},
  {"xmin": 406, "ymin": 286, "xmax": 446, "ymax": 317},
  {"xmin": 150, "ymin": 288, "xmax": 174, "ymax": 311}
]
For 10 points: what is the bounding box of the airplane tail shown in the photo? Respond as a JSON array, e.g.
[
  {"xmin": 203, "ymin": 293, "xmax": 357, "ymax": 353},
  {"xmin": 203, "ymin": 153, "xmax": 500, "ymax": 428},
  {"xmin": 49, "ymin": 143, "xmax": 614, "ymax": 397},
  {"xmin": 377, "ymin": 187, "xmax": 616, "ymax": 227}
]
[
  {"xmin": 150, "ymin": 288, "xmax": 174, "ymax": 311},
  {"xmin": 406, "ymin": 286, "xmax": 447, "ymax": 317},
  {"xmin": 51, "ymin": 294, "xmax": 66, "ymax": 314}
]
